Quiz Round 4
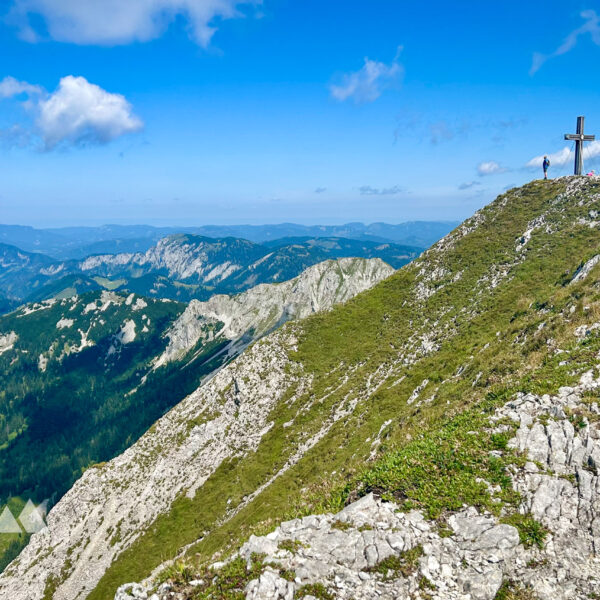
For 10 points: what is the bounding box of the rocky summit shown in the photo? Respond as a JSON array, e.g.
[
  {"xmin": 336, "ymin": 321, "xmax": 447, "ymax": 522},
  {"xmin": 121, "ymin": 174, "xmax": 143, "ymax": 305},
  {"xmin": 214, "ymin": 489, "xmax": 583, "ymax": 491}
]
[{"xmin": 4, "ymin": 177, "xmax": 600, "ymax": 600}]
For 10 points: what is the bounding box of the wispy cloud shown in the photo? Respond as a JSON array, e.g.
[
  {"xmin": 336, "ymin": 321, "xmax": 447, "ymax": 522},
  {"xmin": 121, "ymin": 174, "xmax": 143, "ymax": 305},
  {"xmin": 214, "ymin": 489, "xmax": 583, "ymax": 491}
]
[
  {"xmin": 458, "ymin": 181, "xmax": 481, "ymax": 190},
  {"xmin": 530, "ymin": 9, "xmax": 600, "ymax": 75},
  {"xmin": 0, "ymin": 75, "xmax": 43, "ymax": 98},
  {"xmin": 394, "ymin": 115, "xmax": 527, "ymax": 146},
  {"xmin": 0, "ymin": 124, "xmax": 31, "ymax": 148},
  {"xmin": 477, "ymin": 161, "xmax": 507, "ymax": 176},
  {"xmin": 429, "ymin": 121, "xmax": 455, "ymax": 145},
  {"xmin": 6, "ymin": 0, "xmax": 261, "ymax": 46},
  {"xmin": 0, "ymin": 75, "xmax": 143, "ymax": 150},
  {"xmin": 330, "ymin": 47, "xmax": 403, "ymax": 104},
  {"xmin": 526, "ymin": 141, "xmax": 600, "ymax": 168},
  {"xmin": 359, "ymin": 185, "xmax": 404, "ymax": 196}
]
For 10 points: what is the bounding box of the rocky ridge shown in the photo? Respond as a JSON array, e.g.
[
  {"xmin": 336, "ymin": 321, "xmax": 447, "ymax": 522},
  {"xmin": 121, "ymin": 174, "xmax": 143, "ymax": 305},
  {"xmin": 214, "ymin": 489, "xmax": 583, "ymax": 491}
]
[
  {"xmin": 0, "ymin": 232, "xmax": 412, "ymax": 307},
  {"xmin": 155, "ymin": 257, "xmax": 395, "ymax": 367},
  {"xmin": 116, "ymin": 367, "xmax": 600, "ymax": 600}
]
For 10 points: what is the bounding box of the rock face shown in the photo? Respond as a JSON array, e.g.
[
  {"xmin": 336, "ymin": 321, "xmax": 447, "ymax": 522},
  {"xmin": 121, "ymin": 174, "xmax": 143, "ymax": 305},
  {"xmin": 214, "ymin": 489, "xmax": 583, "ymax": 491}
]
[
  {"xmin": 116, "ymin": 368, "xmax": 600, "ymax": 600},
  {"xmin": 155, "ymin": 257, "xmax": 395, "ymax": 366},
  {"xmin": 79, "ymin": 235, "xmax": 263, "ymax": 283},
  {"xmin": 78, "ymin": 234, "xmax": 408, "ymax": 298}
]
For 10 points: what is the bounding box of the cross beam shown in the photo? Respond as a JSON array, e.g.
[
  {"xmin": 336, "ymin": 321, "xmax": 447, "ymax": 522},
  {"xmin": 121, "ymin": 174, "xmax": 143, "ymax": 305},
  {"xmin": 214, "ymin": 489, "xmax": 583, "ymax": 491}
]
[{"xmin": 564, "ymin": 116, "xmax": 595, "ymax": 175}]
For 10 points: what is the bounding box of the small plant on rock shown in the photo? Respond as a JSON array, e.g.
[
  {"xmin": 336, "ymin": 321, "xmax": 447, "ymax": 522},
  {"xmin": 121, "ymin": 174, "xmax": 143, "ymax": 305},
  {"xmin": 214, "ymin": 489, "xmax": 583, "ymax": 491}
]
[
  {"xmin": 366, "ymin": 545, "xmax": 424, "ymax": 581},
  {"xmin": 296, "ymin": 582, "xmax": 334, "ymax": 599},
  {"xmin": 330, "ymin": 519, "xmax": 352, "ymax": 531},
  {"xmin": 502, "ymin": 514, "xmax": 548, "ymax": 549},
  {"xmin": 278, "ymin": 539, "xmax": 306, "ymax": 553},
  {"xmin": 494, "ymin": 579, "xmax": 536, "ymax": 599}
]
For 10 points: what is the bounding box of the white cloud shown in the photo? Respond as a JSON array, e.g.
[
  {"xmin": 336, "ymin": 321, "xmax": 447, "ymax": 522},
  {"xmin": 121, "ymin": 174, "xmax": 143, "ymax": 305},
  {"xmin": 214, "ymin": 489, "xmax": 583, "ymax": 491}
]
[
  {"xmin": 526, "ymin": 142, "xmax": 600, "ymax": 168},
  {"xmin": 7, "ymin": 0, "xmax": 260, "ymax": 46},
  {"xmin": 477, "ymin": 161, "xmax": 507, "ymax": 176},
  {"xmin": 530, "ymin": 9, "xmax": 600, "ymax": 75},
  {"xmin": 0, "ymin": 75, "xmax": 43, "ymax": 98},
  {"xmin": 330, "ymin": 48, "xmax": 403, "ymax": 103},
  {"xmin": 38, "ymin": 76, "xmax": 143, "ymax": 149},
  {"xmin": 0, "ymin": 75, "xmax": 143, "ymax": 150}
]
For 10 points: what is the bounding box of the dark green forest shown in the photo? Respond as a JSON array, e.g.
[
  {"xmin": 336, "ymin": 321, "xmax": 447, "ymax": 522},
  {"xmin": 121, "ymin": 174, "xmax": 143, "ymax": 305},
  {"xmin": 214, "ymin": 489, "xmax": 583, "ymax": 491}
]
[{"xmin": 0, "ymin": 292, "xmax": 231, "ymax": 569}]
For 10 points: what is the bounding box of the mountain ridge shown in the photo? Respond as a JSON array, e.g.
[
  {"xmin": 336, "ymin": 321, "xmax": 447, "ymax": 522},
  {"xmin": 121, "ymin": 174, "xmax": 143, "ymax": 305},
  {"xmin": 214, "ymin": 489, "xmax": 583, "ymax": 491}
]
[
  {"xmin": 0, "ymin": 257, "xmax": 392, "ymax": 580},
  {"xmin": 0, "ymin": 235, "xmax": 415, "ymax": 307},
  {"xmin": 5, "ymin": 177, "xmax": 600, "ymax": 599},
  {"xmin": 0, "ymin": 222, "xmax": 456, "ymax": 260}
]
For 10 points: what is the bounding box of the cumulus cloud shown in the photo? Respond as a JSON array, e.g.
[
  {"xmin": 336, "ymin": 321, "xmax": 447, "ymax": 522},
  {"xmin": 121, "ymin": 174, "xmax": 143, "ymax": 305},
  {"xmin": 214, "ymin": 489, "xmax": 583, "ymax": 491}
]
[
  {"xmin": 38, "ymin": 76, "xmax": 143, "ymax": 149},
  {"xmin": 0, "ymin": 75, "xmax": 142, "ymax": 150},
  {"xmin": 530, "ymin": 9, "xmax": 600, "ymax": 75},
  {"xmin": 477, "ymin": 161, "xmax": 507, "ymax": 176},
  {"xmin": 6, "ymin": 0, "xmax": 260, "ymax": 46},
  {"xmin": 0, "ymin": 75, "xmax": 43, "ymax": 98},
  {"xmin": 330, "ymin": 48, "xmax": 403, "ymax": 103},
  {"xmin": 526, "ymin": 142, "xmax": 600, "ymax": 168},
  {"xmin": 359, "ymin": 185, "xmax": 404, "ymax": 196}
]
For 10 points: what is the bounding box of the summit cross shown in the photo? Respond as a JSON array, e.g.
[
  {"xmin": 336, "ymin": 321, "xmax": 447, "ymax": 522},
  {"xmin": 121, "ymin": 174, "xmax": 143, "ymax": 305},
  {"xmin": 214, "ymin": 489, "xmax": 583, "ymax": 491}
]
[{"xmin": 564, "ymin": 116, "xmax": 595, "ymax": 176}]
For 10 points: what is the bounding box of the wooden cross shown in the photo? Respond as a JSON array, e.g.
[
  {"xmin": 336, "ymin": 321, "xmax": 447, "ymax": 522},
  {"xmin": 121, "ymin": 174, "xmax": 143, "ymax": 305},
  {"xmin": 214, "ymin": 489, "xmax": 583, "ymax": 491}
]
[{"xmin": 564, "ymin": 116, "xmax": 595, "ymax": 175}]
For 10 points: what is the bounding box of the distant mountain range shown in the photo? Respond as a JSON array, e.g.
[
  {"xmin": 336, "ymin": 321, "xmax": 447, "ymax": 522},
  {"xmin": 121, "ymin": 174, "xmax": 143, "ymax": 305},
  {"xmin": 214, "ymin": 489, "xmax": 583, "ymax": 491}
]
[
  {"xmin": 0, "ymin": 234, "xmax": 423, "ymax": 308},
  {"xmin": 0, "ymin": 221, "xmax": 457, "ymax": 260}
]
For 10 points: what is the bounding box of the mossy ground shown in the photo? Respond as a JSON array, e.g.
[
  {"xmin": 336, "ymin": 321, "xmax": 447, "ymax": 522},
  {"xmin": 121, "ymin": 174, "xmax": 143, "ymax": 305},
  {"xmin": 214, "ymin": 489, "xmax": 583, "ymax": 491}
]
[{"xmin": 90, "ymin": 179, "xmax": 600, "ymax": 598}]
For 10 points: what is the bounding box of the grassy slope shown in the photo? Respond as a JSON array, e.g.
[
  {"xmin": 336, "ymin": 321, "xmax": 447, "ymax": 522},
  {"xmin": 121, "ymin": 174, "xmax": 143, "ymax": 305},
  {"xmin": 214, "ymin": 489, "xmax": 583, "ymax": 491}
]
[{"xmin": 91, "ymin": 178, "xmax": 600, "ymax": 598}]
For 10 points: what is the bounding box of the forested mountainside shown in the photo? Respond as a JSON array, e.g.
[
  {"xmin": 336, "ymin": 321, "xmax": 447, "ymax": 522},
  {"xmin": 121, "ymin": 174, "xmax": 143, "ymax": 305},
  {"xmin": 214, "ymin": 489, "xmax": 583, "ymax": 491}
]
[
  {"xmin": 76, "ymin": 234, "xmax": 417, "ymax": 298},
  {"xmin": 0, "ymin": 234, "xmax": 416, "ymax": 308},
  {"xmin": 0, "ymin": 257, "xmax": 391, "ymax": 578},
  {"xmin": 3, "ymin": 177, "xmax": 600, "ymax": 600}
]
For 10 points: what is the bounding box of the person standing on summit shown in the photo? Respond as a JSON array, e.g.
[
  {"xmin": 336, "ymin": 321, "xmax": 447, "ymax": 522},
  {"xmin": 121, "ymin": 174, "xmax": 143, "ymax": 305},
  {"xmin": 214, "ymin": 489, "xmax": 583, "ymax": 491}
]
[{"xmin": 543, "ymin": 155, "xmax": 550, "ymax": 179}]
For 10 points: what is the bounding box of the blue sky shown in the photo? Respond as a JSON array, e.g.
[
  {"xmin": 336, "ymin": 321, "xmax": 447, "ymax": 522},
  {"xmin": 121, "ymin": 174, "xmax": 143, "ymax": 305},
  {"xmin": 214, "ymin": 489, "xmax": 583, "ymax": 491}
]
[{"xmin": 0, "ymin": 0, "xmax": 600, "ymax": 227}]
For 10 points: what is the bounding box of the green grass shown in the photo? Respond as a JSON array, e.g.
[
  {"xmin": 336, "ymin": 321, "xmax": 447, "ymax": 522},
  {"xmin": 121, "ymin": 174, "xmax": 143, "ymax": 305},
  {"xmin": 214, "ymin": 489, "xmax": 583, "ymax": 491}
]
[
  {"xmin": 501, "ymin": 514, "xmax": 548, "ymax": 549},
  {"xmin": 333, "ymin": 398, "xmax": 522, "ymax": 519},
  {"xmin": 278, "ymin": 539, "xmax": 306, "ymax": 553},
  {"xmin": 296, "ymin": 582, "xmax": 334, "ymax": 599},
  {"xmin": 494, "ymin": 580, "xmax": 537, "ymax": 599},
  {"xmin": 89, "ymin": 179, "xmax": 600, "ymax": 597},
  {"xmin": 92, "ymin": 276, "xmax": 127, "ymax": 290},
  {"xmin": 330, "ymin": 519, "xmax": 352, "ymax": 531},
  {"xmin": 366, "ymin": 545, "xmax": 424, "ymax": 580}
]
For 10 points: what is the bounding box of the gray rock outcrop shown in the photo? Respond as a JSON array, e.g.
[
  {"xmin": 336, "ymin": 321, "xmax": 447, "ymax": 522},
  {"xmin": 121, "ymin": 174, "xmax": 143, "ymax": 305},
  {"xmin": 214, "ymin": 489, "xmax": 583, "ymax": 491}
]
[{"xmin": 155, "ymin": 257, "xmax": 395, "ymax": 367}]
